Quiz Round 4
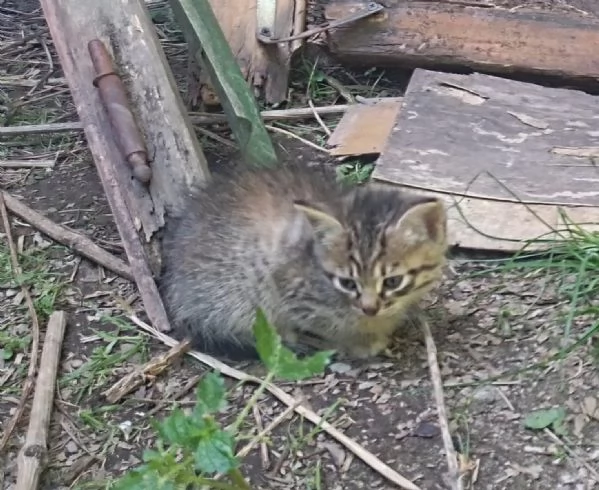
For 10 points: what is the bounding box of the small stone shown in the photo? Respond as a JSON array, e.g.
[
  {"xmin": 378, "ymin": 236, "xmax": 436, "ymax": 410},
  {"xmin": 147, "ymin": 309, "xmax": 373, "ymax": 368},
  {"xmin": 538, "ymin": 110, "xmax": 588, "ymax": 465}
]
[
  {"xmin": 472, "ymin": 386, "xmax": 500, "ymax": 404},
  {"xmin": 329, "ymin": 362, "xmax": 352, "ymax": 374},
  {"xmin": 65, "ymin": 441, "xmax": 79, "ymax": 454},
  {"xmin": 413, "ymin": 421, "xmax": 440, "ymax": 438}
]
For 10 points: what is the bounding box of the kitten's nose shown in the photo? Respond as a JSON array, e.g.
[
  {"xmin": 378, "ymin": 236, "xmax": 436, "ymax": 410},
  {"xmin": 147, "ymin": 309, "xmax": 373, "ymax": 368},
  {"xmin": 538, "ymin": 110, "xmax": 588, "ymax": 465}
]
[{"xmin": 361, "ymin": 305, "xmax": 379, "ymax": 316}]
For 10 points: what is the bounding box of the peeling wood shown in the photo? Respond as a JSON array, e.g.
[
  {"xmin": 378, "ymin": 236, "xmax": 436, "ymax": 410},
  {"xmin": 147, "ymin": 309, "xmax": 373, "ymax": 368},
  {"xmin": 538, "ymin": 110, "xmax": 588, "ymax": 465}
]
[
  {"xmin": 325, "ymin": 1, "xmax": 599, "ymax": 84},
  {"xmin": 374, "ymin": 69, "xmax": 599, "ymax": 251},
  {"xmin": 204, "ymin": 0, "xmax": 305, "ymax": 105},
  {"xmin": 327, "ymin": 97, "xmax": 402, "ymax": 156},
  {"xmin": 41, "ymin": 0, "xmax": 210, "ymax": 245}
]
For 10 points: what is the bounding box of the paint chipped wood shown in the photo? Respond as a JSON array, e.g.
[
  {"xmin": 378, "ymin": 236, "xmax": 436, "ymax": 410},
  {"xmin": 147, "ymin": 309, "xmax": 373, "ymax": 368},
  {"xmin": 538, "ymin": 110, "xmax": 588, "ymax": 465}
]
[
  {"xmin": 204, "ymin": 0, "xmax": 305, "ymax": 105},
  {"xmin": 327, "ymin": 97, "xmax": 402, "ymax": 156},
  {"xmin": 374, "ymin": 69, "xmax": 599, "ymax": 251},
  {"xmin": 325, "ymin": 1, "xmax": 599, "ymax": 86}
]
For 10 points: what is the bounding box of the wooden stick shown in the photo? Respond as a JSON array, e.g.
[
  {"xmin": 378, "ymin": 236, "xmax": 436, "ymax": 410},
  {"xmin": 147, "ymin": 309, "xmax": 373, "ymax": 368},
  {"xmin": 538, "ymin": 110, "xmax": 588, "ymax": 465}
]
[
  {"xmin": 129, "ymin": 314, "xmax": 422, "ymax": 490},
  {"xmin": 1, "ymin": 191, "xmax": 133, "ymax": 281},
  {"xmin": 15, "ymin": 311, "xmax": 67, "ymax": 490},
  {"xmin": 102, "ymin": 339, "xmax": 191, "ymax": 403},
  {"xmin": 0, "ymin": 195, "xmax": 41, "ymax": 455},
  {"xmin": 421, "ymin": 318, "xmax": 462, "ymax": 490},
  {"xmin": 0, "ymin": 105, "xmax": 350, "ymax": 137},
  {"xmin": 0, "ymin": 159, "xmax": 56, "ymax": 169}
]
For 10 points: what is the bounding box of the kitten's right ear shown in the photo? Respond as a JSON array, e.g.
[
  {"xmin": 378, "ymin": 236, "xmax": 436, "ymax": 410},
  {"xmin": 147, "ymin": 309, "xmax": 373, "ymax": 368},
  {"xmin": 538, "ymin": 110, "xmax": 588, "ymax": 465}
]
[{"xmin": 293, "ymin": 202, "xmax": 344, "ymax": 241}]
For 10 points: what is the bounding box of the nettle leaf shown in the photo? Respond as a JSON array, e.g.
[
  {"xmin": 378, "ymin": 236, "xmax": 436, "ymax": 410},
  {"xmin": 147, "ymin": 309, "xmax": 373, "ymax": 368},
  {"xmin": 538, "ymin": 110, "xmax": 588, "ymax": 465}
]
[
  {"xmin": 113, "ymin": 467, "xmax": 179, "ymax": 490},
  {"xmin": 193, "ymin": 429, "xmax": 238, "ymax": 475},
  {"xmin": 254, "ymin": 308, "xmax": 280, "ymax": 371},
  {"xmin": 524, "ymin": 407, "xmax": 566, "ymax": 431},
  {"xmin": 0, "ymin": 347, "xmax": 13, "ymax": 361},
  {"xmin": 275, "ymin": 348, "xmax": 334, "ymax": 381},
  {"xmin": 158, "ymin": 408, "xmax": 203, "ymax": 446},
  {"xmin": 253, "ymin": 309, "xmax": 333, "ymax": 381},
  {"xmin": 196, "ymin": 371, "xmax": 227, "ymax": 415}
]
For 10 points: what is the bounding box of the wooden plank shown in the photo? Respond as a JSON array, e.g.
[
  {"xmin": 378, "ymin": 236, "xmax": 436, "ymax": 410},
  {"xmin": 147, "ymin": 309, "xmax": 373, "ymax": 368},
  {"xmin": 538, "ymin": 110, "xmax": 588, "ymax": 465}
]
[
  {"xmin": 206, "ymin": 0, "xmax": 305, "ymax": 105},
  {"xmin": 325, "ymin": 1, "xmax": 599, "ymax": 84},
  {"xmin": 373, "ymin": 69, "xmax": 599, "ymax": 251},
  {"xmin": 39, "ymin": 0, "xmax": 210, "ymax": 332},
  {"xmin": 170, "ymin": 0, "xmax": 279, "ymax": 167},
  {"xmin": 42, "ymin": 0, "xmax": 211, "ymax": 244},
  {"xmin": 327, "ymin": 97, "xmax": 402, "ymax": 156}
]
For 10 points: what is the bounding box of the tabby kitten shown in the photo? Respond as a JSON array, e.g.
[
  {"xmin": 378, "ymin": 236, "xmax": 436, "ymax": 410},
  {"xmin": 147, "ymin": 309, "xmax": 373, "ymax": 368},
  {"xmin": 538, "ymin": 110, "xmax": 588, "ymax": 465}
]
[{"xmin": 159, "ymin": 162, "xmax": 448, "ymax": 360}]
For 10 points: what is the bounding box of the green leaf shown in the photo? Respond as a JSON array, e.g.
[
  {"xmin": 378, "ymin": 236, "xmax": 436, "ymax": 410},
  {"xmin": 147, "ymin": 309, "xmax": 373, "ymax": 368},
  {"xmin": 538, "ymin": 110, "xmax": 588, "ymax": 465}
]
[
  {"xmin": 196, "ymin": 372, "xmax": 227, "ymax": 415},
  {"xmin": 524, "ymin": 407, "xmax": 566, "ymax": 430},
  {"xmin": 254, "ymin": 308, "xmax": 280, "ymax": 371},
  {"xmin": 113, "ymin": 466, "xmax": 180, "ymax": 490},
  {"xmin": 193, "ymin": 429, "xmax": 238, "ymax": 474},
  {"xmin": 253, "ymin": 309, "xmax": 333, "ymax": 381},
  {"xmin": 275, "ymin": 349, "xmax": 334, "ymax": 381},
  {"xmin": 158, "ymin": 408, "xmax": 201, "ymax": 446},
  {"xmin": 0, "ymin": 347, "xmax": 13, "ymax": 361}
]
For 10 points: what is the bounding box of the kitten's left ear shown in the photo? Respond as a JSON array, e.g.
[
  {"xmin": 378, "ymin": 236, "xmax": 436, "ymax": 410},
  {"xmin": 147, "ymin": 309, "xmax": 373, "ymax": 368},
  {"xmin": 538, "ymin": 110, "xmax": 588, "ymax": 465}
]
[
  {"xmin": 293, "ymin": 202, "xmax": 344, "ymax": 244},
  {"xmin": 388, "ymin": 199, "xmax": 447, "ymax": 244}
]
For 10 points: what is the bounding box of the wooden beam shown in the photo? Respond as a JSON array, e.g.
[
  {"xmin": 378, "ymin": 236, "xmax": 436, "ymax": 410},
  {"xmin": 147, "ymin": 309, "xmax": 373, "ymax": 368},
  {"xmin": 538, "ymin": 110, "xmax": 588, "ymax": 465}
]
[
  {"xmin": 207, "ymin": 0, "xmax": 305, "ymax": 105},
  {"xmin": 39, "ymin": 0, "xmax": 210, "ymax": 331},
  {"xmin": 325, "ymin": 1, "xmax": 599, "ymax": 84},
  {"xmin": 170, "ymin": 0, "xmax": 279, "ymax": 168},
  {"xmin": 39, "ymin": 0, "xmax": 210, "ymax": 242}
]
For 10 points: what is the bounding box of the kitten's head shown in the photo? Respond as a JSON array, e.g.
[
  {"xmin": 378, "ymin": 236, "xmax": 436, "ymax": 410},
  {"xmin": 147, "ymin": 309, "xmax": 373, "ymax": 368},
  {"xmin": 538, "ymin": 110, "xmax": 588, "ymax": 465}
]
[{"xmin": 293, "ymin": 186, "xmax": 447, "ymax": 317}]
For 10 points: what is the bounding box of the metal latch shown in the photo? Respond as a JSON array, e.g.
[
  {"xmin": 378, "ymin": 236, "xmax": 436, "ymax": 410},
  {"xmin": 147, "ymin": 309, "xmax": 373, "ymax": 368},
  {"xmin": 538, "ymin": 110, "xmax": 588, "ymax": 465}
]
[{"xmin": 256, "ymin": 1, "xmax": 384, "ymax": 45}]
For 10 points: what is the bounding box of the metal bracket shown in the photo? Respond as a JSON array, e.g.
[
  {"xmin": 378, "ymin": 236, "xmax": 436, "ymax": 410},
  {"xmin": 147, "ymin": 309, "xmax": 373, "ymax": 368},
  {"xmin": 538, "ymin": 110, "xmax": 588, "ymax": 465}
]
[{"xmin": 257, "ymin": 2, "xmax": 384, "ymax": 45}]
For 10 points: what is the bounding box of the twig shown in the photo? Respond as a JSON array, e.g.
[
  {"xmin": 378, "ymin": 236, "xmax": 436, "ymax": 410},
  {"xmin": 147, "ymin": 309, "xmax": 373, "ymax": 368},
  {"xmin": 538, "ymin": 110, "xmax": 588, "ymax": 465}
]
[
  {"xmin": 191, "ymin": 104, "xmax": 348, "ymax": 124},
  {"xmin": 308, "ymin": 99, "xmax": 331, "ymax": 136},
  {"xmin": 543, "ymin": 428, "xmax": 599, "ymax": 482},
  {"xmin": 0, "ymin": 159, "xmax": 55, "ymax": 169},
  {"xmin": 129, "ymin": 314, "xmax": 421, "ymax": 490},
  {"xmin": 15, "ymin": 311, "xmax": 67, "ymax": 490},
  {"xmin": 147, "ymin": 374, "xmax": 202, "ymax": 417},
  {"xmin": 240, "ymin": 402, "xmax": 297, "ymax": 460},
  {"xmin": 102, "ymin": 339, "xmax": 191, "ymax": 403},
  {"xmin": 420, "ymin": 318, "xmax": 463, "ymax": 490},
  {"xmin": 0, "ymin": 105, "xmax": 350, "ymax": 137},
  {"xmin": 0, "ymin": 121, "xmax": 82, "ymax": 136},
  {"xmin": 0, "ymin": 194, "xmax": 41, "ymax": 454},
  {"xmin": 252, "ymin": 404, "xmax": 271, "ymax": 469},
  {"xmin": 1, "ymin": 191, "xmax": 133, "ymax": 281},
  {"xmin": 265, "ymin": 124, "xmax": 329, "ymax": 154}
]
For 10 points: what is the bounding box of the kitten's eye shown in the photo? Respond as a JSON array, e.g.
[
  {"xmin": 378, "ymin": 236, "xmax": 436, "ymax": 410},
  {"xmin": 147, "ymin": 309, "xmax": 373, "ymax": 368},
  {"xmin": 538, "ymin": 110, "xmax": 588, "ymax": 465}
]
[
  {"xmin": 383, "ymin": 275, "xmax": 405, "ymax": 290},
  {"xmin": 336, "ymin": 277, "xmax": 358, "ymax": 292}
]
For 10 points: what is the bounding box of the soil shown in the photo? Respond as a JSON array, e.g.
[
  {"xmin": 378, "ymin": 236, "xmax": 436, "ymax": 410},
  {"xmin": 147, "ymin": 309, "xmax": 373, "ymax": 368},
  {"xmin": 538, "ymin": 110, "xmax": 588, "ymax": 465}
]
[{"xmin": 1, "ymin": 1, "xmax": 599, "ymax": 490}]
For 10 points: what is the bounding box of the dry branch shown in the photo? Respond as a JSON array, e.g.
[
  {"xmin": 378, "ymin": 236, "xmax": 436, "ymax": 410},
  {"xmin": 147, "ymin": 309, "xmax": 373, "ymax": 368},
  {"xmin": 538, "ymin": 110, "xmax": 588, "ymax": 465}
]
[
  {"xmin": 0, "ymin": 121, "xmax": 82, "ymax": 136},
  {"xmin": 0, "ymin": 105, "xmax": 349, "ymax": 137},
  {"xmin": 102, "ymin": 339, "xmax": 191, "ymax": 403},
  {"xmin": 129, "ymin": 314, "xmax": 421, "ymax": 490},
  {"xmin": 0, "ymin": 195, "xmax": 41, "ymax": 455},
  {"xmin": 421, "ymin": 318, "xmax": 462, "ymax": 490},
  {"xmin": 1, "ymin": 191, "xmax": 133, "ymax": 281},
  {"xmin": 0, "ymin": 159, "xmax": 55, "ymax": 169},
  {"xmin": 15, "ymin": 311, "xmax": 67, "ymax": 490}
]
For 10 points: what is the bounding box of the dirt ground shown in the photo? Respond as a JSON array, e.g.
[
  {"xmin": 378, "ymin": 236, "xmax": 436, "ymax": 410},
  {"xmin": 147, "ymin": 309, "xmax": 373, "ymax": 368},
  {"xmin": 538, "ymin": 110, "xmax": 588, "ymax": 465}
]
[{"xmin": 1, "ymin": 1, "xmax": 599, "ymax": 489}]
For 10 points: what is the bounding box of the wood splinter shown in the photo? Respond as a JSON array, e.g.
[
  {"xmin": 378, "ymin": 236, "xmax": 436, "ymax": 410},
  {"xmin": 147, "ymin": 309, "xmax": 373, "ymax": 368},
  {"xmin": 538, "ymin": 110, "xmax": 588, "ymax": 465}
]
[
  {"xmin": 15, "ymin": 311, "xmax": 67, "ymax": 490},
  {"xmin": 102, "ymin": 339, "xmax": 192, "ymax": 403}
]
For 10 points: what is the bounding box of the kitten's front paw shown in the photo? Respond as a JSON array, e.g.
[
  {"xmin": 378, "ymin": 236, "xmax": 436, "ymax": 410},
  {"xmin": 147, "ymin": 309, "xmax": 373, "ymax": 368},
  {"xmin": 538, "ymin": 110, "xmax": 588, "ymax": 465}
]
[{"xmin": 345, "ymin": 336, "xmax": 389, "ymax": 359}]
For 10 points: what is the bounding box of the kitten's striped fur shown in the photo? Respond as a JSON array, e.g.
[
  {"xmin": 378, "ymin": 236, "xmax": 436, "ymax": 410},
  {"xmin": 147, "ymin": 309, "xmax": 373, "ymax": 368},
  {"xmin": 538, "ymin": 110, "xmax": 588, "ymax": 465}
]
[{"xmin": 159, "ymin": 162, "xmax": 448, "ymax": 360}]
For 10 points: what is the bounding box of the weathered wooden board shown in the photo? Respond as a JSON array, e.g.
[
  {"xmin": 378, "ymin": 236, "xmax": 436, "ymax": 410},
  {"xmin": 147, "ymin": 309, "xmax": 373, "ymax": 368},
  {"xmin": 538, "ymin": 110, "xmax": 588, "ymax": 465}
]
[
  {"xmin": 40, "ymin": 0, "xmax": 212, "ymax": 331},
  {"xmin": 42, "ymin": 0, "xmax": 210, "ymax": 243},
  {"xmin": 374, "ymin": 69, "xmax": 599, "ymax": 251},
  {"xmin": 325, "ymin": 1, "xmax": 599, "ymax": 84},
  {"xmin": 205, "ymin": 0, "xmax": 304, "ymax": 105},
  {"xmin": 327, "ymin": 97, "xmax": 402, "ymax": 156}
]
